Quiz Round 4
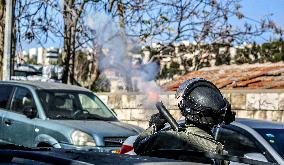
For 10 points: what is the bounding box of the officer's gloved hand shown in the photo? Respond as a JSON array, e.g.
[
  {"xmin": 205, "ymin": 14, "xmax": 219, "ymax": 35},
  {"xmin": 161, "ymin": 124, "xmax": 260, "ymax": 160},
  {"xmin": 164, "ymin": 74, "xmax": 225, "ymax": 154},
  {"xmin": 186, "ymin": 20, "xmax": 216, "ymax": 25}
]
[{"xmin": 149, "ymin": 113, "xmax": 167, "ymax": 131}]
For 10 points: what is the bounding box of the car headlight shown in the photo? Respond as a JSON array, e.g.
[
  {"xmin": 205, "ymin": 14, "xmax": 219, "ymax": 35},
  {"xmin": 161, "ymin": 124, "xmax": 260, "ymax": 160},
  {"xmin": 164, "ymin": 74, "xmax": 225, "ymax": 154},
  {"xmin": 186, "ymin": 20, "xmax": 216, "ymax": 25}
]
[{"xmin": 71, "ymin": 130, "xmax": 96, "ymax": 146}]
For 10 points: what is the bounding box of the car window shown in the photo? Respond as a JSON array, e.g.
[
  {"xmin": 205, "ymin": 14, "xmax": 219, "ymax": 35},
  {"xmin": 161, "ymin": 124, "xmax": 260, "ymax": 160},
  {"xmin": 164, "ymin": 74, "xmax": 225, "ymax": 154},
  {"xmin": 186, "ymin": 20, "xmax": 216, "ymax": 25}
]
[
  {"xmin": 0, "ymin": 85, "xmax": 13, "ymax": 109},
  {"xmin": 11, "ymin": 87, "xmax": 36, "ymax": 114},
  {"xmin": 38, "ymin": 90, "xmax": 116, "ymax": 120},
  {"xmin": 78, "ymin": 94, "xmax": 113, "ymax": 117},
  {"xmin": 255, "ymin": 128, "xmax": 284, "ymax": 159},
  {"xmin": 79, "ymin": 94, "xmax": 101, "ymax": 110},
  {"xmin": 79, "ymin": 94, "xmax": 100, "ymax": 109},
  {"xmin": 216, "ymin": 127, "xmax": 262, "ymax": 157},
  {"xmin": 39, "ymin": 92, "xmax": 76, "ymax": 118},
  {"xmin": 53, "ymin": 93, "xmax": 77, "ymax": 111}
]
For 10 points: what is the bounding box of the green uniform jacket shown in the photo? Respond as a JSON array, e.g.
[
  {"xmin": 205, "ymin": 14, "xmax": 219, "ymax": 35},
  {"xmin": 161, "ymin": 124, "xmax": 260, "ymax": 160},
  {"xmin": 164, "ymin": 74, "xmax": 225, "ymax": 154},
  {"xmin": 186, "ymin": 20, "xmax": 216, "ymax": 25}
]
[{"xmin": 134, "ymin": 124, "xmax": 224, "ymax": 155}]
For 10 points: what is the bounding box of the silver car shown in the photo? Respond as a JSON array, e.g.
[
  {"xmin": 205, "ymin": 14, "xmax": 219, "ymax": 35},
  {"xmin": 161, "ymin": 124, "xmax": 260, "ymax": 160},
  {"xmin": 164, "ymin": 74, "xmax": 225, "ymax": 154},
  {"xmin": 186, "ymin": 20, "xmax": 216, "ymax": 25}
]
[{"xmin": 0, "ymin": 81, "xmax": 143, "ymax": 153}]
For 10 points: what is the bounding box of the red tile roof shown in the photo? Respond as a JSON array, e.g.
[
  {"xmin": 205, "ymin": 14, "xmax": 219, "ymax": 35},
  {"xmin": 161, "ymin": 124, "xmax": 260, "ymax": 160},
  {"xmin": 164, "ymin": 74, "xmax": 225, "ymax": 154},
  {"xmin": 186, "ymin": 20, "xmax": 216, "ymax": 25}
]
[{"xmin": 163, "ymin": 63, "xmax": 284, "ymax": 91}]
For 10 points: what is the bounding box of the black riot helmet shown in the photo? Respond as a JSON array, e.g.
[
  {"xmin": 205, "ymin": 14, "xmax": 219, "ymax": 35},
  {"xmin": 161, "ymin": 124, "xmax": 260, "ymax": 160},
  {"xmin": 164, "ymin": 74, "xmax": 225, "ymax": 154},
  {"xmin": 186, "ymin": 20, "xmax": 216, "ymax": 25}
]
[{"xmin": 176, "ymin": 78, "xmax": 235, "ymax": 127}]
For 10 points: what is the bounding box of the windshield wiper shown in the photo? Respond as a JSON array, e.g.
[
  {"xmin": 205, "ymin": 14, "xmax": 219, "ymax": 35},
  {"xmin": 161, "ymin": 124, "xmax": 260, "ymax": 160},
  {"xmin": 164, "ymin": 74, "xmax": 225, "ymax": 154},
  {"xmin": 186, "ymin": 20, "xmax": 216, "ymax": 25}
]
[
  {"xmin": 85, "ymin": 114, "xmax": 105, "ymax": 120},
  {"xmin": 49, "ymin": 114, "xmax": 115, "ymax": 121},
  {"xmin": 51, "ymin": 115, "xmax": 74, "ymax": 120}
]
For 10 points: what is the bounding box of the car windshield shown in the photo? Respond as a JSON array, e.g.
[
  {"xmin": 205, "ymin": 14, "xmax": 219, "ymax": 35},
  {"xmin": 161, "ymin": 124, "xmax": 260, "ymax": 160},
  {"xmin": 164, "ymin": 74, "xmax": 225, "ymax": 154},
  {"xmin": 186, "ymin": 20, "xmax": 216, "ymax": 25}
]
[
  {"xmin": 254, "ymin": 128, "xmax": 284, "ymax": 159},
  {"xmin": 37, "ymin": 90, "xmax": 117, "ymax": 121}
]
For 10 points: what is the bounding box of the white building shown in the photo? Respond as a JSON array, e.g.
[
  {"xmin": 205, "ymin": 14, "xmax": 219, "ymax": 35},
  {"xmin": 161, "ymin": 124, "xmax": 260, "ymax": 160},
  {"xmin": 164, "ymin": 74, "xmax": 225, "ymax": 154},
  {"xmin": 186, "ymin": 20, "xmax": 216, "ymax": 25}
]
[
  {"xmin": 29, "ymin": 48, "xmax": 38, "ymax": 62},
  {"xmin": 37, "ymin": 47, "xmax": 45, "ymax": 65},
  {"xmin": 45, "ymin": 48, "xmax": 59, "ymax": 65}
]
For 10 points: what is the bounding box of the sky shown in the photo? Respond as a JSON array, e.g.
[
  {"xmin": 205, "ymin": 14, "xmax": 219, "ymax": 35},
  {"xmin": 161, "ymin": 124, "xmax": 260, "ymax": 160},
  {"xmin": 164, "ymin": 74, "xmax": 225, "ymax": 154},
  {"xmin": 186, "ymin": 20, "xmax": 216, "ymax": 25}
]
[
  {"xmin": 236, "ymin": 0, "xmax": 284, "ymax": 42},
  {"xmin": 21, "ymin": 0, "xmax": 284, "ymax": 52},
  {"xmin": 241, "ymin": 0, "xmax": 284, "ymax": 27}
]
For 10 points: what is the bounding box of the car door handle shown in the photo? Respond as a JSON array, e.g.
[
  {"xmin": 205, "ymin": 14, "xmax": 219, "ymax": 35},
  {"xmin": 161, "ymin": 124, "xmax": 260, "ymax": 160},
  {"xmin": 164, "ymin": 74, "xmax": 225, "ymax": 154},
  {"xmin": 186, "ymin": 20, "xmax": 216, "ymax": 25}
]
[{"xmin": 4, "ymin": 119, "xmax": 12, "ymax": 126}]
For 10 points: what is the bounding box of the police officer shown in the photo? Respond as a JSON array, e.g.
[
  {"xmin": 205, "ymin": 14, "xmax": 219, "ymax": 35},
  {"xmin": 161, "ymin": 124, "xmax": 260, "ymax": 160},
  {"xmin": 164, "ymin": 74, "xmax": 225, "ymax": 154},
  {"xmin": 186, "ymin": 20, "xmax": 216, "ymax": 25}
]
[{"xmin": 133, "ymin": 78, "xmax": 235, "ymax": 158}]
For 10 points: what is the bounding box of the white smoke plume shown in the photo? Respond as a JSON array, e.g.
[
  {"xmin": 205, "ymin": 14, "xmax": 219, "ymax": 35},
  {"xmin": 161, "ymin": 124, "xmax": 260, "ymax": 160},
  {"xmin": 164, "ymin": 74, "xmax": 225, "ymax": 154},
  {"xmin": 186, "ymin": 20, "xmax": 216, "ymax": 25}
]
[{"xmin": 87, "ymin": 13, "xmax": 163, "ymax": 108}]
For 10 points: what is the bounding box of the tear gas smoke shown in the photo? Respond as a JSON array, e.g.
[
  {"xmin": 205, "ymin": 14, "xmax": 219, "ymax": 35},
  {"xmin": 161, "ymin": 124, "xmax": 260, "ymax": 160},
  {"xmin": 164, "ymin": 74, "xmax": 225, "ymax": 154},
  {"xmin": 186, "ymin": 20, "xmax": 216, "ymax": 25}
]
[{"xmin": 87, "ymin": 13, "xmax": 163, "ymax": 108}]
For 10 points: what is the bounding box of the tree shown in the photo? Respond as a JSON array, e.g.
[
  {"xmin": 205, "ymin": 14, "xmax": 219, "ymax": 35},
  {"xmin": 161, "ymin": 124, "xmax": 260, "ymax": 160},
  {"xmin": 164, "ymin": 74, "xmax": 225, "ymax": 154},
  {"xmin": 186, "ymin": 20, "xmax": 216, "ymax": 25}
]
[
  {"xmin": 39, "ymin": 0, "xmax": 102, "ymax": 86},
  {"xmin": 61, "ymin": 0, "xmax": 87, "ymax": 84},
  {"xmin": 1, "ymin": 0, "xmax": 283, "ymax": 84},
  {"xmin": 110, "ymin": 0, "xmax": 282, "ymax": 70},
  {"xmin": 13, "ymin": 0, "xmax": 99, "ymax": 86}
]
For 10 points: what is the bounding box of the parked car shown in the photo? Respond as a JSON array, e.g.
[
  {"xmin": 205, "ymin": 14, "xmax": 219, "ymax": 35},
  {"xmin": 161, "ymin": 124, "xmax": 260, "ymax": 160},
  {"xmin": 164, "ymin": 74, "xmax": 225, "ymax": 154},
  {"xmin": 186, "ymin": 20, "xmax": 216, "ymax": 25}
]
[
  {"xmin": 0, "ymin": 144, "xmax": 190, "ymax": 165},
  {"xmin": 0, "ymin": 81, "xmax": 143, "ymax": 153},
  {"xmin": 120, "ymin": 118, "xmax": 284, "ymax": 164},
  {"xmin": 216, "ymin": 118, "xmax": 284, "ymax": 164}
]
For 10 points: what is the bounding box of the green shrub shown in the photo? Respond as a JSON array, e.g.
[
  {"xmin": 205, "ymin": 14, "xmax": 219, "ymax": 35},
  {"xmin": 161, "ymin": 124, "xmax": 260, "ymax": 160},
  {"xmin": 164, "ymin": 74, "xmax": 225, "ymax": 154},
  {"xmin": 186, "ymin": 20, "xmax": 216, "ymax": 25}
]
[{"xmin": 269, "ymin": 52, "xmax": 284, "ymax": 63}]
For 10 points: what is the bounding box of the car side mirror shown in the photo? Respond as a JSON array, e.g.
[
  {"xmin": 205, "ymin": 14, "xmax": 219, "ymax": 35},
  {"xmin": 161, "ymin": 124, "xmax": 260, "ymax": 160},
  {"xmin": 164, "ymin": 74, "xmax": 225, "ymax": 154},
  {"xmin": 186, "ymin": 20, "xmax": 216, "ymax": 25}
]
[{"xmin": 23, "ymin": 106, "xmax": 37, "ymax": 119}]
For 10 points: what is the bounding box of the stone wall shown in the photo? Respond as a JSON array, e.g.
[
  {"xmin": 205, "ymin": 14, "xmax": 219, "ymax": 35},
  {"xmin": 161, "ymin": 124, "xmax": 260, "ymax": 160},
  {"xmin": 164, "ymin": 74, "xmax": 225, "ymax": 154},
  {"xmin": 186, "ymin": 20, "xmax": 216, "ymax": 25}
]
[{"xmin": 97, "ymin": 89, "xmax": 284, "ymax": 129}]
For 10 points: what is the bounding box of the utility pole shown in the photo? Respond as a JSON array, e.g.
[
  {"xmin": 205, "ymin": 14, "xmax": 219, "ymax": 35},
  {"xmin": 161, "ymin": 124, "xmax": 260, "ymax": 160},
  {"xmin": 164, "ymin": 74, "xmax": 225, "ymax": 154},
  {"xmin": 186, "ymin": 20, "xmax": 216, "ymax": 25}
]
[{"xmin": 3, "ymin": 0, "xmax": 13, "ymax": 80}]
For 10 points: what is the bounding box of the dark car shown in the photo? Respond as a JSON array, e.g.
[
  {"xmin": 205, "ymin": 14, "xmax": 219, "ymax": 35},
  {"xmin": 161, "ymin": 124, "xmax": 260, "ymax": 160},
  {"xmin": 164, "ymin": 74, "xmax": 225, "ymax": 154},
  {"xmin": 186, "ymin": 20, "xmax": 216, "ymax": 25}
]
[
  {"xmin": 0, "ymin": 145, "xmax": 191, "ymax": 165},
  {"xmin": 0, "ymin": 143, "xmax": 272, "ymax": 165},
  {"xmin": 0, "ymin": 81, "xmax": 143, "ymax": 153}
]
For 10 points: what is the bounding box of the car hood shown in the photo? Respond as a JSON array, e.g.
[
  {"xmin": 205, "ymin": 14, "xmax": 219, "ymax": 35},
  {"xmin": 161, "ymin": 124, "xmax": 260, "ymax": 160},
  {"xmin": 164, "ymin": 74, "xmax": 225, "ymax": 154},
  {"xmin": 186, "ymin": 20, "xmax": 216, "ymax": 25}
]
[{"xmin": 52, "ymin": 120, "xmax": 143, "ymax": 138}]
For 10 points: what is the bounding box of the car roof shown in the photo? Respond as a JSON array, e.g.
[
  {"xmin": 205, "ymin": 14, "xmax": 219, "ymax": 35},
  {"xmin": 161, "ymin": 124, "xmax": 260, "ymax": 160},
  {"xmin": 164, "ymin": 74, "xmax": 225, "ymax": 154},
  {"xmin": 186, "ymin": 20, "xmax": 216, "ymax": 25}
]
[
  {"xmin": 0, "ymin": 81, "xmax": 90, "ymax": 92},
  {"xmin": 235, "ymin": 118, "xmax": 284, "ymax": 129}
]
